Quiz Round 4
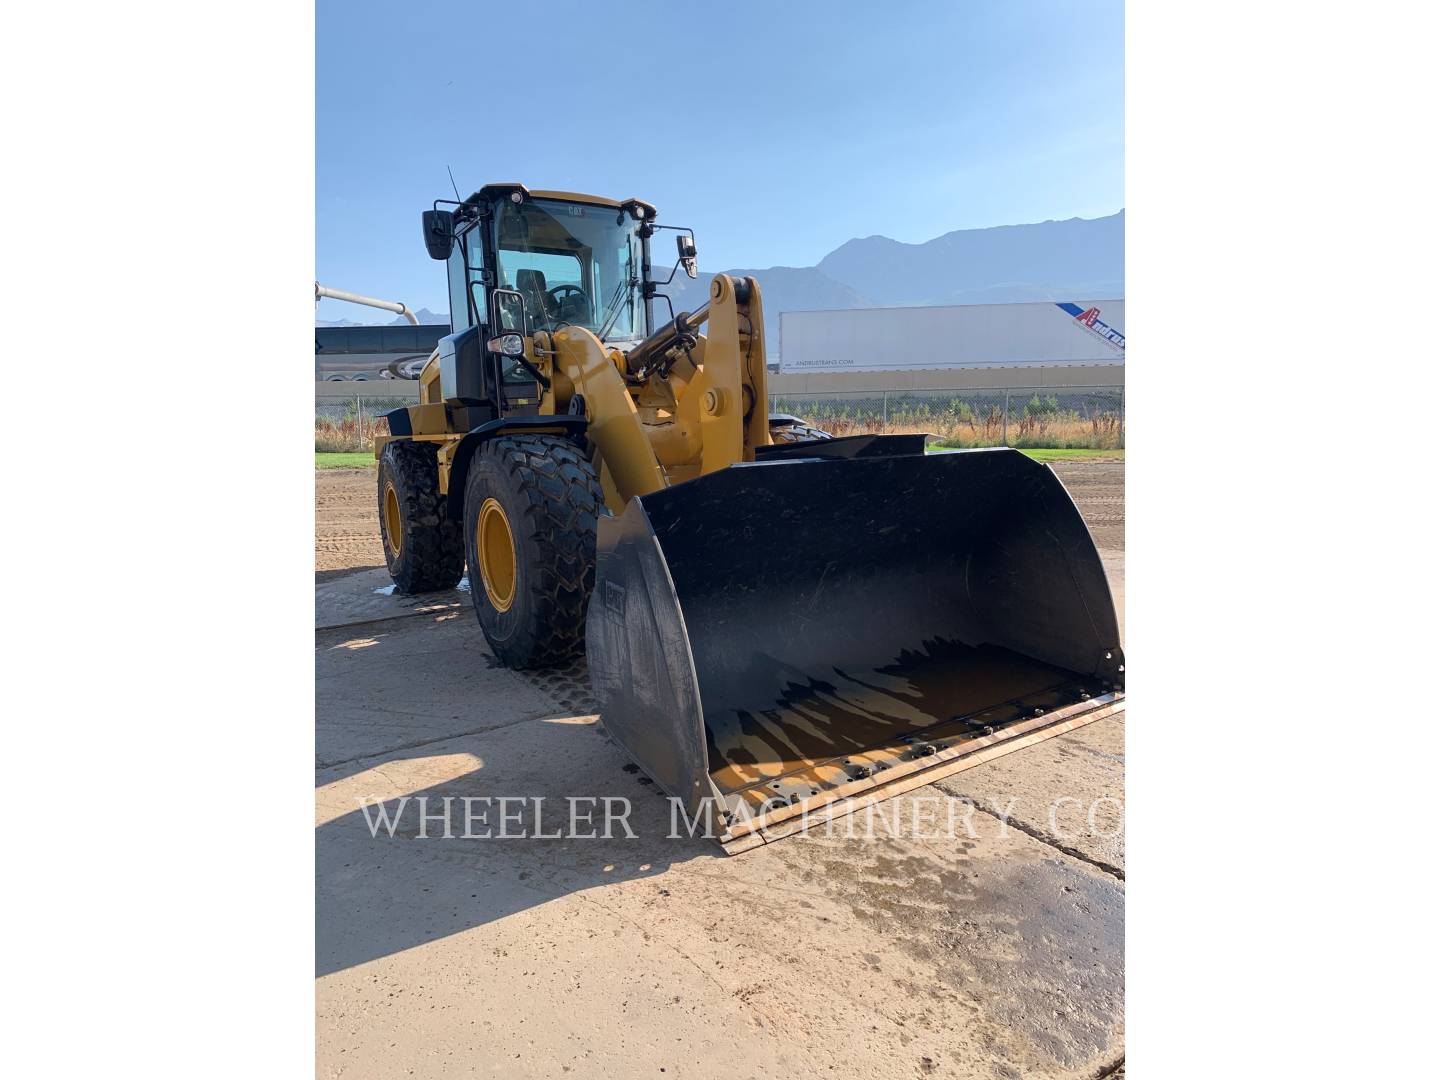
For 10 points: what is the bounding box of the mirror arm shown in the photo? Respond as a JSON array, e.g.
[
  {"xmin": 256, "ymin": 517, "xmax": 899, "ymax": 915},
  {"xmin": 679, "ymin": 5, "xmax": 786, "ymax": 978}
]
[
  {"xmin": 515, "ymin": 355, "xmax": 551, "ymax": 390},
  {"xmin": 648, "ymin": 258, "xmax": 683, "ymax": 287},
  {"xmin": 487, "ymin": 335, "xmax": 551, "ymax": 390}
]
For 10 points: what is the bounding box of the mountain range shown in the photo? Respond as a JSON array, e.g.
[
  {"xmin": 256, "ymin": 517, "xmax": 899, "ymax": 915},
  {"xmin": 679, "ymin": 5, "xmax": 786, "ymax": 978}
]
[
  {"xmin": 315, "ymin": 307, "xmax": 449, "ymax": 328},
  {"xmin": 316, "ymin": 210, "xmax": 1123, "ymax": 350},
  {"xmin": 660, "ymin": 209, "xmax": 1122, "ymax": 350}
]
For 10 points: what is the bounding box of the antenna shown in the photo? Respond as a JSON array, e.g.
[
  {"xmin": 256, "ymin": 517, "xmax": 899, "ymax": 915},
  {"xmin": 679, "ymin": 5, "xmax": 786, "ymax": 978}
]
[{"xmin": 446, "ymin": 165, "xmax": 462, "ymax": 201}]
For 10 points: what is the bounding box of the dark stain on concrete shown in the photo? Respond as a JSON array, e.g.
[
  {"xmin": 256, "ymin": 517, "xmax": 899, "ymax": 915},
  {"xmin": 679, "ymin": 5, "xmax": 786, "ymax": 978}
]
[{"xmin": 789, "ymin": 846, "xmax": 1123, "ymax": 1074}]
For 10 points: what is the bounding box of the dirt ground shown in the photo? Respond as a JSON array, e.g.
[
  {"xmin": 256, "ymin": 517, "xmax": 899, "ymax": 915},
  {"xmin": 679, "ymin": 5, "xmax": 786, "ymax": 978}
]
[
  {"xmin": 315, "ymin": 457, "xmax": 1126, "ymax": 1079},
  {"xmin": 1050, "ymin": 459, "xmax": 1124, "ymax": 553},
  {"xmin": 315, "ymin": 466, "xmax": 387, "ymax": 581},
  {"xmin": 315, "ymin": 457, "xmax": 1124, "ymax": 579}
]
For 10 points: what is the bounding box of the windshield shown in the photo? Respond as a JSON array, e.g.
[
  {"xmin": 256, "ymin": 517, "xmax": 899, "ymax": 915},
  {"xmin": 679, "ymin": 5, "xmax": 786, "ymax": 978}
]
[{"xmin": 494, "ymin": 198, "xmax": 645, "ymax": 342}]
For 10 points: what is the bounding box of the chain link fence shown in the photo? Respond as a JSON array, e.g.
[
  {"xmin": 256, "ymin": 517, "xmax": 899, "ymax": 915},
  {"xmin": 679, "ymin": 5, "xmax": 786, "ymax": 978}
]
[
  {"xmin": 316, "ymin": 384, "xmax": 1125, "ymax": 453},
  {"xmin": 770, "ymin": 385, "xmax": 1124, "ymax": 449},
  {"xmin": 315, "ymin": 393, "xmax": 412, "ymax": 453}
]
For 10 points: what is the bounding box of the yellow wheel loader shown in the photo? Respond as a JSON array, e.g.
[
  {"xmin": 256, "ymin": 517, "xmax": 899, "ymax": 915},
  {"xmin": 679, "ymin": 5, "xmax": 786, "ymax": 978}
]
[{"xmin": 375, "ymin": 183, "xmax": 1124, "ymax": 850}]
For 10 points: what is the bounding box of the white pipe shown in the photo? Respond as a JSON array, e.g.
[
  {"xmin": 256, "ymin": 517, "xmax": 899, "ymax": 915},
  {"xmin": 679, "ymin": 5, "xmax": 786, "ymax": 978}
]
[{"xmin": 315, "ymin": 282, "xmax": 420, "ymax": 325}]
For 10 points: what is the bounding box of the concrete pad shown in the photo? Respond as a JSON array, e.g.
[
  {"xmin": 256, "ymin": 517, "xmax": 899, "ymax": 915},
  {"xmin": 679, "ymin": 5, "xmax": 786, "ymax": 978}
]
[
  {"xmin": 317, "ymin": 611, "xmax": 570, "ymax": 767},
  {"xmin": 316, "ymin": 567, "xmax": 467, "ymax": 630},
  {"xmin": 934, "ymin": 715, "xmax": 1125, "ymax": 874},
  {"xmin": 318, "ymin": 713, "xmax": 1124, "ymax": 1078},
  {"xmin": 317, "ymin": 526, "xmax": 1127, "ymax": 1077}
]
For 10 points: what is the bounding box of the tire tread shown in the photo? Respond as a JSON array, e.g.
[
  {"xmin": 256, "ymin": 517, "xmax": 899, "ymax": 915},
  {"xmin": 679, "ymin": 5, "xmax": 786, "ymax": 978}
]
[
  {"xmin": 379, "ymin": 440, "xmax": 464, "ymax": 593},
  {"xmin": 769, "ymin": 421, "xmax": 833, "ymax": 444},
  {"xmin": 469, "ymin": 434, "xmax": 603, "ymax": 669}
]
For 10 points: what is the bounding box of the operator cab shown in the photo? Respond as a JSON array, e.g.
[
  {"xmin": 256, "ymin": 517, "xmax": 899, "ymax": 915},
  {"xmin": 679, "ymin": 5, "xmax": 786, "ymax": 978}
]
[
  {"xmin": 419, "ymin": 184, "xmax": 697, "ymax": 428},
  {"xmin": 491, "ymin": 195, "xmax": 647, "ymax": 341}
]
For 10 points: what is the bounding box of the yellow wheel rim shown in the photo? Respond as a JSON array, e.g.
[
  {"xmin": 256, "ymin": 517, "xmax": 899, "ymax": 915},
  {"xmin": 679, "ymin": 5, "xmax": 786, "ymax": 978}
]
[
  {"xmin": 477, "ymin": 498, "xmax": 517, "ymax": 613},
  {"xmin": 383, "ymin": 483, "xmax": 403, "ymax": 557}
]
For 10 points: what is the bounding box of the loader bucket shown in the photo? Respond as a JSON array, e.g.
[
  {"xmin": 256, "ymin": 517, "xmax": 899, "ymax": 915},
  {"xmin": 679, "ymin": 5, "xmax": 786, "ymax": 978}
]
[{"xmin": 586, "ymin": 440, "xmax": 1125, "ymax": 852}]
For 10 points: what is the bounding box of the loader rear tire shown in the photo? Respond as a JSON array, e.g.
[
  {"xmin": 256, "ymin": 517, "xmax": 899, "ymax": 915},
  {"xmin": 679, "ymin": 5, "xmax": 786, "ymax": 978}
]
[
  {"xmin": 378, "ymin": 440, "xmax": 465, "ymax": 594},
  {"xmin": 463, "ymin": 434, "xmax": 603, "ymax": 670},
  {"xmin": 769, "ymin": 420, "xmax": 833, "ymax": 444}
]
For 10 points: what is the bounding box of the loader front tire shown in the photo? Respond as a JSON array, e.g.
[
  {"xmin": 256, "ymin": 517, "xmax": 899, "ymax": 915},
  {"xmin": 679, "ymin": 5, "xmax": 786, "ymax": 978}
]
[
  {"xmin": 769, "ymin": 420, "xmax": 833, "ymax": 444},
  {"xmin": 378, "ymin": 440, "xmax": 466, "ymax": 593},
  {"xmin": 463, "ymin": 434, "xmax": 603, "ymax": 670}
]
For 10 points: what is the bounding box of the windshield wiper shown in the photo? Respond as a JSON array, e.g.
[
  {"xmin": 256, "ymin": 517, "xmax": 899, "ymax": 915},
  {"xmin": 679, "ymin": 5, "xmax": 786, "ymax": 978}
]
[{"xmin": 596, "ymin": 272, "xmax": 636, "ymax": 341}]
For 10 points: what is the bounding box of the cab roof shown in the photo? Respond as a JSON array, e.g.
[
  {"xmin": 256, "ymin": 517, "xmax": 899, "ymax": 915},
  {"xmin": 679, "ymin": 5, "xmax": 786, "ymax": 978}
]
[{"xmin": 464, "ymin": 183, "xmax": 655, "ymax": 220}]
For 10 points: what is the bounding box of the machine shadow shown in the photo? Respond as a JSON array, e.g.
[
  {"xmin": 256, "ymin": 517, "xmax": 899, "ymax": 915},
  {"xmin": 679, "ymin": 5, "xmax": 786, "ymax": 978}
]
[
  {"xmin": 315, "ymin": 606, "xmax": 600, "ymax": 787},
  {"xmin": 316, "ymin": 709, "xmax": 722, "ymax": 979},
  {"xmin": 314, "ymin": 564, "xmax": 385, "ymax": 586}
]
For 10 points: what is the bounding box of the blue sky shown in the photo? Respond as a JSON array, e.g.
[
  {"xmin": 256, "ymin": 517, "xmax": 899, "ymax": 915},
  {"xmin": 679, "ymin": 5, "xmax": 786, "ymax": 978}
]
[{"xmin": 317, "ymin": 0, "xmax": 1123, "ymax": 322}]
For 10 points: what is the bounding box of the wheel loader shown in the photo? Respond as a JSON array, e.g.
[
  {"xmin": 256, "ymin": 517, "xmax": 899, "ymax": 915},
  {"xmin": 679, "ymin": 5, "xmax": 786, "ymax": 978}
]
[{"xmin": 373, "ymin": 183, "xmax": 1125, "ymax": 851}]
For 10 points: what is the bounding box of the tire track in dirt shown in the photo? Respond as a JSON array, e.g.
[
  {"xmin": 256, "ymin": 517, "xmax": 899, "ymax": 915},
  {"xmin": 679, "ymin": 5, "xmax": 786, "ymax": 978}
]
[
  {"xmin": 1051, "ymin": 460, "xmax": 1124, "ymax": 553},
  {"xmin": 316, "ymin": 467, "xmax": 384, "ymax": 576}
]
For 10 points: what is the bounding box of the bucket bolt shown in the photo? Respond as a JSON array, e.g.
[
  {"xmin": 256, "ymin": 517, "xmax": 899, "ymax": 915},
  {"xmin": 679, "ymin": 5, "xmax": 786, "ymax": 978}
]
[{"xmin": 955, "ymin": 715, "xmax": 995, "ymax": 737}]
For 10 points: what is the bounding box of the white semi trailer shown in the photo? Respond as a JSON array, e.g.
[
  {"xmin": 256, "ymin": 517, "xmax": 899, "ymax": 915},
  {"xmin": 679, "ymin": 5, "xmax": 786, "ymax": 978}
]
[{"xmin": 777, "ymin": 299, "xmax": 1125, "ymax": 373}]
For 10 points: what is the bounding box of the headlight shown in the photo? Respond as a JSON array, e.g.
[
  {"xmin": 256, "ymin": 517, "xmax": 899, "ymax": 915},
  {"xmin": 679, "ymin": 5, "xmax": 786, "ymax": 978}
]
[{"xmin": 486, "ymin": 333, "xmax": 525, "ymax": 357}]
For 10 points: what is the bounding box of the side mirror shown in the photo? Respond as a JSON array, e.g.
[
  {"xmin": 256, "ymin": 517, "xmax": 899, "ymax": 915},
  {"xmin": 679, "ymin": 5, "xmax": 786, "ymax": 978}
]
[
  {"xmin": 421, "ymin": 210, "xmax": 455, "ymax": 260},
  {"xmin": 677, "ymin": 234, "xmax": 698, "ymax": 279},
  {"xmin": 490, "ymin": 287, "xmax": 528, "ymax": 333}
]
